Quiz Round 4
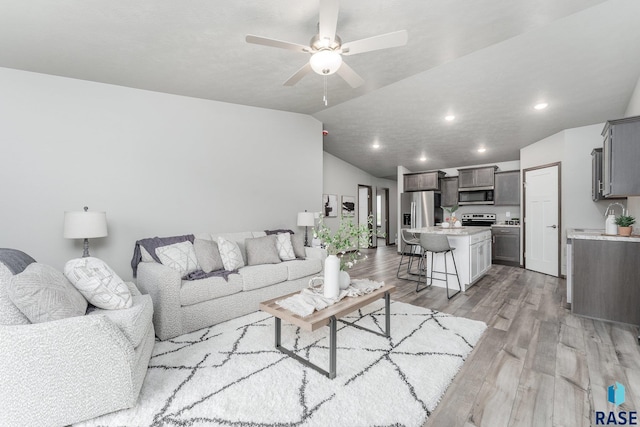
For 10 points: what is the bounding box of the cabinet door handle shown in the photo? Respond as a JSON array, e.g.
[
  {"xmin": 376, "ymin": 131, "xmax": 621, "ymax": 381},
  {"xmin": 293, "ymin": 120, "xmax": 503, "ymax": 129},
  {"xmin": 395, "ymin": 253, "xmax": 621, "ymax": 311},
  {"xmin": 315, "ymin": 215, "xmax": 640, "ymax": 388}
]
[
  {"xmin": 598, "ymin": 180, "xmax": 603, "ymax": 192},
  {"xmin": 547, "ymin": 225, "xmax": 557, "ymax": 229},
  {"xmin": 492, "ymin": 235, "xmax": 495, "ymax": 243}
]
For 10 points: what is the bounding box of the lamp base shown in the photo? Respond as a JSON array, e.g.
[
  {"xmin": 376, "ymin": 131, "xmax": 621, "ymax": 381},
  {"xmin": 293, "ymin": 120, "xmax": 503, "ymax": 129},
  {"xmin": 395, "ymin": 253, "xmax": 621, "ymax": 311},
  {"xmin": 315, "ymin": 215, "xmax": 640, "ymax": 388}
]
[{"xmin": 82, "ymin": 238, "xmax": 91, "ymax": 257}]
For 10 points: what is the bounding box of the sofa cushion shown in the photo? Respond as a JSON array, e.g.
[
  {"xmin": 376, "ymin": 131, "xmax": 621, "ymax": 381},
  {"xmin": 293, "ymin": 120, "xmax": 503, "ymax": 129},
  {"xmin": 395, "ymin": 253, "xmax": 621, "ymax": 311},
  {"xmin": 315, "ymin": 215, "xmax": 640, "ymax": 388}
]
[
  {"xmin": 0, "ymin": 263, "xmax": 30, "ymax": 325},
  {"xmin": 285, "ymin": 258, "xmax": 323, "ymax": 281},
  {"xmin": 217, "ymin": 236, "xmax": 245, "ymax": 271},
  {"xmin": 290, "ymin": 233, "xmax": 306, "ymax": 259},
  {"xmin": 64, "ymin": 257, "xmax": 132, "ymax": 310},
  {"xmin": 239, "ymin": 264, "xmax": 288, "ymax": 291},
  {"xmin": 180, "ymin": 274, "xmax": 243, "ymax": 306},
  {"xmin": 245, "ymin": 235, "xmax": 281, "ymax": 266},
  {"xmin": 276, "ymin": 233, "xmax": 296, "ymax": 261},
  {"xmin": 156, "ymin": 241, "xmax": 200, "ymax": 277},
  {"xmin": 8, "ymin": 263, "xmax": 88, "ymax": 323},
  {"xmin": 87, "ymin": 294, "xmax": 153, "ymax": 348},
  {"xmin": 193, "ymin": 239, "xmax": 224, "ymax": 273},
  {"xmin": 211, "ymin": 232, "xmax": 253, "ymax": 263}
]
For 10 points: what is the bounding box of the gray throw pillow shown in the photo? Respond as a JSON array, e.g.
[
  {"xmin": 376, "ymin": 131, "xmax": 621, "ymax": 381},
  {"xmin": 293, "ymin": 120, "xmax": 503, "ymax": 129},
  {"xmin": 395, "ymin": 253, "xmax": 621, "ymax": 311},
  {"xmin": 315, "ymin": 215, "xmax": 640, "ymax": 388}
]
[
  {"xmin": 194, "ymin": 239, "xmax": 224, "ymax": 273},
  {"xmin": 8, "ymin": 263, "xmax": 88, "ymax": 323},
  {"xmin": 245, "ymin": 235, "xmax": 282, "ymax": 266},
  {"xmin": 290, "ymin": 232, "xmax": 306, "ymax": 259}
]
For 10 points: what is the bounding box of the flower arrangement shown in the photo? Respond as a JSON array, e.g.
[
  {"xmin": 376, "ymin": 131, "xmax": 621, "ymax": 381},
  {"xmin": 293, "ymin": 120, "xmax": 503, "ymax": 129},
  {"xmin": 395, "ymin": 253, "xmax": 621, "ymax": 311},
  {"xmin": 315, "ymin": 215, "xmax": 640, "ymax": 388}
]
[
  {"xmin": 442, "ymin": 204, "xmax": 459, "ymax": 224},
  {"xmin": 313, "ymin": 214, "xmax": 377, "ymax": 270}
]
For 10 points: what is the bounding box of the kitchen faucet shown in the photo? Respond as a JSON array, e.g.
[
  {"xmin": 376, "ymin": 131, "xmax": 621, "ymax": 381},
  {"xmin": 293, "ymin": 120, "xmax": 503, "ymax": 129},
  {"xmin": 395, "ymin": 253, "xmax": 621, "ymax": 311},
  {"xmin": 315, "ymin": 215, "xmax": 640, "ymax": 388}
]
[{"xmin": 604, "ymin": 202, "xmax": 626, "ymax": 217}]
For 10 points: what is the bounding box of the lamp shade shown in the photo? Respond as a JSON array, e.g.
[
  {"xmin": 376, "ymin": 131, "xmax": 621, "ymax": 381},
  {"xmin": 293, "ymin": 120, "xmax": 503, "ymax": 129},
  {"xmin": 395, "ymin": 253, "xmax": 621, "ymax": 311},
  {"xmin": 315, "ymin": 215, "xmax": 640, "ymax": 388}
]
[
  {"xmin": 64, "ymin": 211, "xmax": 108, "ymax": 239},
  {"xmin": 297, "ymin": 212, "xmax": 315, "ymax": 227}
]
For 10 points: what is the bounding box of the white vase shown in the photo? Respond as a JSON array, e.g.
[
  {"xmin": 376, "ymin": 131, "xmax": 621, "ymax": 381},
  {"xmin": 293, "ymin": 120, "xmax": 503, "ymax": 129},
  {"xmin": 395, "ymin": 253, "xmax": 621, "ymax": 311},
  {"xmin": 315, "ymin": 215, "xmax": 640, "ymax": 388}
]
[
  {"xmin": 323, "ymin": 254, "xmax": 340, "ymax": 299},
  {"xmin": 339, "ymin": 270, "xmax": 351, "ymax": 290}
]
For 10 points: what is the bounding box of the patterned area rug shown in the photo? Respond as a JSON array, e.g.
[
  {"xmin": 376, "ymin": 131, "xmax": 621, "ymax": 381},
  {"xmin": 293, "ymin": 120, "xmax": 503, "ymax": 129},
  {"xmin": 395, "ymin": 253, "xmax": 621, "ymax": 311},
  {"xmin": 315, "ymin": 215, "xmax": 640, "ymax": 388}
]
[{"xmin": 77, "ymin": 300, "xmax": 487, "ymax": 427}]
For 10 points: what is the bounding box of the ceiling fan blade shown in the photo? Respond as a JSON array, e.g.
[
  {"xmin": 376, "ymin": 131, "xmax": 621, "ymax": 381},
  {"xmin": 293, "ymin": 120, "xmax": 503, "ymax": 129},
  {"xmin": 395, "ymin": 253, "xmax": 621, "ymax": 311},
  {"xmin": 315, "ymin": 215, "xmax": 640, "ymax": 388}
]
[
  {"xmin": 284, "ymin": 63, "xmax": 313, "ymax": 86},
  {"xmin": 246, "ymin": 35, "xmax": 310, "ymax": 53},
  {"xmin": 318, "ymin": 0, "xmax": 339, "ymax": 45},
  {"xmin": 337, "ymin": 62, "xmax": 364, "ymax": 88},
  {"xmin": 341, "ymin": 30, "xmax": 408, "ymax": 56}
]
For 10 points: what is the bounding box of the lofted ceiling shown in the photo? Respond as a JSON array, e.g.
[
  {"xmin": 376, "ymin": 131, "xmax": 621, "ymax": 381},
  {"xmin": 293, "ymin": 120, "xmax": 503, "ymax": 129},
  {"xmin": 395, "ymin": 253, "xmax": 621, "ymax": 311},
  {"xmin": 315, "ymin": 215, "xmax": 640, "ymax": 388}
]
[{"xmin": 1, "ymin": 0, "xmax": 640, "ymax": 179}]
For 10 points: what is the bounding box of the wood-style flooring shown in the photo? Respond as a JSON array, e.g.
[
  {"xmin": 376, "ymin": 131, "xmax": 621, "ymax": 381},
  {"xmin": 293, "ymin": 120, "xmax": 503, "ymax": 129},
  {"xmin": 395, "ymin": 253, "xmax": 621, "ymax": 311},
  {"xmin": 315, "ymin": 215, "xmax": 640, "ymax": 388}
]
[{"xmin": 348, "ymin": 245, "xmax": 640, "ymax": 427}]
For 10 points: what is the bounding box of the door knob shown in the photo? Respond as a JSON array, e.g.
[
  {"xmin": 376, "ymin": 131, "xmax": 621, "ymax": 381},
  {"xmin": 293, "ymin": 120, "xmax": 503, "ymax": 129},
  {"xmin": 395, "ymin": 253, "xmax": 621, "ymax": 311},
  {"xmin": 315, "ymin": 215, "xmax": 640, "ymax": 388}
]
[{"xmin": 546, "ymin": 225, "xmax": 557, "ymax": 229}]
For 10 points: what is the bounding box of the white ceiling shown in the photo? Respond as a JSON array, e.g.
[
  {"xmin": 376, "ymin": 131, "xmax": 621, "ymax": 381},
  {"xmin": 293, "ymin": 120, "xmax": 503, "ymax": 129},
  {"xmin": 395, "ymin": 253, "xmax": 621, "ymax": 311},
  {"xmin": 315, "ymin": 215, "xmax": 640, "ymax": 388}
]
[{"xmin": 1, "ymin": 0, "xmax": 639, "ymax": 179}]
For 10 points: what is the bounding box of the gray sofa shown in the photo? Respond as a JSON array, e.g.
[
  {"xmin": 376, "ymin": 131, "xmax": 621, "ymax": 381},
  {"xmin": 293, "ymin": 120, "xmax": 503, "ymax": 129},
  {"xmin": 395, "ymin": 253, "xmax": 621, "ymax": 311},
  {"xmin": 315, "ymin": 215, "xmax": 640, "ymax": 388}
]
[
  {"xmin": 136, "ymin": 231, "xmax": 326, "ymax": 340},
  {"xmin": 0, "ymin": 249, "xmax": 155, "ymax": 427}
]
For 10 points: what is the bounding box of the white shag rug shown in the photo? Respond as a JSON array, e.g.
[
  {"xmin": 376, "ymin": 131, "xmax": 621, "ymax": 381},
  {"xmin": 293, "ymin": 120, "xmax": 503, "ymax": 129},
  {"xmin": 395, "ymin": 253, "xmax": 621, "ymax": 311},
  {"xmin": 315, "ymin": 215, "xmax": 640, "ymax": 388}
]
[{"xmin": 77, "ymin": 300, "xmax": 487, "ymax": 427}]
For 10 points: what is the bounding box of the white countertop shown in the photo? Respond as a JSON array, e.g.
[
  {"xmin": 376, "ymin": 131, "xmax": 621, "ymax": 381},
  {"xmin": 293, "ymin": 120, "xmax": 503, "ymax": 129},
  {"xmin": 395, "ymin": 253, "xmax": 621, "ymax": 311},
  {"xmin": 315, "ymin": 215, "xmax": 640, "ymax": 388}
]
[
  {"xmin": 567, "ymin": 228, "xmax": 640, "ymax": 243},
  {"xmin": 408, "ymin": 226, "xmax": 490, "ymax": 236}
]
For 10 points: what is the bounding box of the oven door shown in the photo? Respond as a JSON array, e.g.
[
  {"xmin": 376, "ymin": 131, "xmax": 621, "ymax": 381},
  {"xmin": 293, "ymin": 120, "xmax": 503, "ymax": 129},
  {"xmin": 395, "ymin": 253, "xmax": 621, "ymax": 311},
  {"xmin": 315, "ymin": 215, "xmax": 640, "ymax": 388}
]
[{"xmin": 458, "ymin": 189, "xmax": 494, "ymax": 205}]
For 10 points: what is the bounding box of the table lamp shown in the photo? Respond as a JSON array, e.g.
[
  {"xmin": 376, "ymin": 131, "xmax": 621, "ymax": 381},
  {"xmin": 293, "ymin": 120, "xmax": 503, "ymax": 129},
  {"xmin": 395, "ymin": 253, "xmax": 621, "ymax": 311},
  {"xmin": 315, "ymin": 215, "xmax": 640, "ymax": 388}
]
[
  {"xmin": 64, "ymin": 206, "xmax": 108, "ymax": 257},
  {"xmin": 297, "ymin": 211, "xmax": 315, "ymax": 247}
]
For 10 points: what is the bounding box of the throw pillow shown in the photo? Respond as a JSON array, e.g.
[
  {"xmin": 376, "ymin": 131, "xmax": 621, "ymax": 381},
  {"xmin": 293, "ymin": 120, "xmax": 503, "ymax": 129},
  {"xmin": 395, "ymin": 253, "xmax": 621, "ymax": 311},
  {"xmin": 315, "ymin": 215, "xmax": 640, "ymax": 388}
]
[
  {"xmin": 217, "ymin": 236, "xmax": 245, "ymax": 271},
  {"xmin": 290, "ymin": 232, "xmax": 306, "ymax": 259},
  {"xmin": 156, "ymin": 241, "xmax": 200, "ymax": 277},
  {"xmin": 7, "ymin": 263, "xmax": 88, "ymax": 323},
  {"xmin": 276, "ymin": 233, "xmax": 296, "ymax": 261},
  {"xmin": 64, "ymin": 257, "xmax": 132, "ymax": 310},
  {"xmin": 245, "ymin": 235, "xmax": 282, "ymax": 266},
  {"xmin": 193, "ymin": 239, "xmax": 224, "ymax": 273}
]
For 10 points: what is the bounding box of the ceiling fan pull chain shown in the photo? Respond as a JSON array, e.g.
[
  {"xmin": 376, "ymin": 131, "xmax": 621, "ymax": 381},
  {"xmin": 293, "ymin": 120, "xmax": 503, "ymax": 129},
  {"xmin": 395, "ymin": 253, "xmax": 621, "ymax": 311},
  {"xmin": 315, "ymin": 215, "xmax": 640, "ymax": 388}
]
[{"xmin": 323, "ymin": 76, "xmax": 328, "ymax": 106}]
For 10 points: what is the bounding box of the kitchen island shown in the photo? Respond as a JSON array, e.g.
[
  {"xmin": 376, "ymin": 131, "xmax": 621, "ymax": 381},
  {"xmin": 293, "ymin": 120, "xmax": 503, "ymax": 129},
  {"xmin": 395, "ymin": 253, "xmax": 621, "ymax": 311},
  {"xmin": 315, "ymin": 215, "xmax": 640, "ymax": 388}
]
[
  {"xmin": 567, "ymin": 228, "xmax": 640, "ymax": 326},
  {"xmin": 407, "ymin": 226, "xmax": 492, "ymax": 291}
]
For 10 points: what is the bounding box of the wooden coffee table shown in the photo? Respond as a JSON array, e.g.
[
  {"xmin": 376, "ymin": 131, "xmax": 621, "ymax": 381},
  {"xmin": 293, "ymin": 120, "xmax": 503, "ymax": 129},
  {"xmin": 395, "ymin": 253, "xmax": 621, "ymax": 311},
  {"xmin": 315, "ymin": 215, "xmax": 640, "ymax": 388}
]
[{"xmin": 259, "ymin": 283, "xmax": 395, "ymax": 379}]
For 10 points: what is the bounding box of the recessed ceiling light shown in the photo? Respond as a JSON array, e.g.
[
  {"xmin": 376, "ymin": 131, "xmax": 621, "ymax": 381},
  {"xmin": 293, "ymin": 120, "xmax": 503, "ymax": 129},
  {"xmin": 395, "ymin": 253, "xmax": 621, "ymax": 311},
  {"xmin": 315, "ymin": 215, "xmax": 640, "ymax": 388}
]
[
  {"xmin": 419, "ymin": 156, "xmax": 427, "ymax": 162},
  {"xmin": 477, "ymin": 148, "xmax": 486, "ymax": 153},
  {"xmin": 445, "ymin": 115, "xmax": 455, "ymax": 122},
  {"xmin": 534, "ymin": 102, "xmax": 548, "ymax": 110},
  {"xmin": 372, "ymin": 143, "xmax": 380, "ymax": 149}
]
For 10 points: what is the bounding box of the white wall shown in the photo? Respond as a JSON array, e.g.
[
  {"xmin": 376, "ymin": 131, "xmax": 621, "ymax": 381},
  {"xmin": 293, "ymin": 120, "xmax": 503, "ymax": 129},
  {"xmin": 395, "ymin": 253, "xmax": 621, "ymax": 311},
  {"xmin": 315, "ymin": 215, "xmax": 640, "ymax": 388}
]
[
  {"xmin": 322, "ymin": 152, "xmax": 397, "ymax": 247},
  {"xmin": 520, "ymin": 123, "xmax": 615, "ymax": 275},
  {"xmin": 624, "ymin": 75, "xmax": 640, "ymax": 219},
  {"xmin": 0, "ymin": 67, "xmax": 323, "ymax": 279}
]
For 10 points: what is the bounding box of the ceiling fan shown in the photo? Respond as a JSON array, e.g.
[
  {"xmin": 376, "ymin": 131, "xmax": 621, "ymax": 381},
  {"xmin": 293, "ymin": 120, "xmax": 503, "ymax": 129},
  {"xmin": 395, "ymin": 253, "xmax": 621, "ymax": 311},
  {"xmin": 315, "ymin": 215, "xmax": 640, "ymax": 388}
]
[{"xmin": 245, "ymin": 0, "xmax": 408, "ymax": 89}]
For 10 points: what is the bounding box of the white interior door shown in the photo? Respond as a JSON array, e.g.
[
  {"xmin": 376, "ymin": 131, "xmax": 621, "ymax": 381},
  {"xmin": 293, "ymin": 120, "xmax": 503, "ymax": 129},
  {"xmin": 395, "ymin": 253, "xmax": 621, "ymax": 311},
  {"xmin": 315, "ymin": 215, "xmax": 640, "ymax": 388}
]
[{"xmin": 524, "ymin": 165, "xmax": 559, "ymax": 276}]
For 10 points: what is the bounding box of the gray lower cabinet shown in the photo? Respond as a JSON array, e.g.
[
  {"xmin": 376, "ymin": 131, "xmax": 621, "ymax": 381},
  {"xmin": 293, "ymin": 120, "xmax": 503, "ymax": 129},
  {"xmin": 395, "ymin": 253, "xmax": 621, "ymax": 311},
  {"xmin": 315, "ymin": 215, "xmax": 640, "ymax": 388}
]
[
  {"xmin": 491, "ymin": 226, "xmax": 520, "ymax": 266},
  {"xmin": 494, "ymin": 171, "xmax": 520, "ymax": 206},
  {"xmin": 572, "ymin": 239, "xmax": 640, "ymax": 325},
  {"xmin": 440, "ymin": 177, "xmax": 458, "ymax": 207}
]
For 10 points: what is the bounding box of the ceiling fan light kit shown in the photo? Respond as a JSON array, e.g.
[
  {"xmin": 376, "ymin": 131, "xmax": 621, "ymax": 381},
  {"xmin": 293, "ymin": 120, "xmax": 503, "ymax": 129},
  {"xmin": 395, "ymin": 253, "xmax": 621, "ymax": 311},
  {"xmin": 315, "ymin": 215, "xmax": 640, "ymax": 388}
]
[{"xmin": 245, "ymin": 0, "xmax": 407, "ymax": 103}]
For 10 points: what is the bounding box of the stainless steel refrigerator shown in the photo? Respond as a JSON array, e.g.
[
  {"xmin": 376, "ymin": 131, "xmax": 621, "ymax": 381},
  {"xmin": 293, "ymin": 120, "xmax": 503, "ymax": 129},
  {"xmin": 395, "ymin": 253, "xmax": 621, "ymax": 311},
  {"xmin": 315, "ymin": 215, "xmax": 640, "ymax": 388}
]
[{"xmin": 400, "ymin": 191, "xmax": 442, "ymax": 253}]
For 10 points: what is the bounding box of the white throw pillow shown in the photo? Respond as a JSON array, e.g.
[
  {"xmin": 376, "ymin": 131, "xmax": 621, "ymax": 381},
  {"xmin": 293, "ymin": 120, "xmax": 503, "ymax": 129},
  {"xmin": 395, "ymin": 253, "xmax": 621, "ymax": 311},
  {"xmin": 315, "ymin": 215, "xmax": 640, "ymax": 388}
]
[
  {"xmin": 64, "ymin": 257, "xmax": 132, "ymax": 310},
  {"xmin": 155, "ymin": 241, "xmax": 200, "ymax": 277},
  {"xmin": 276, "ymin": 233, "xmax": 296, "ymax": 261},
  {"xmin": 217, "ymin": 236, "xmax": 245, "ymax": 271}
]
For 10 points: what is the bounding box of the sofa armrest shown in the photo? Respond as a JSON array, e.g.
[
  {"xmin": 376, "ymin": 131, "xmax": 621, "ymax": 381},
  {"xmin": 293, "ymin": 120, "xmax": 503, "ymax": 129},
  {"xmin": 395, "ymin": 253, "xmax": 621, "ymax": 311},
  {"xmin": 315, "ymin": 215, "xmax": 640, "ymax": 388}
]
[
  {"xmin": 135, "ymin": 261, "xmax": 183, "ymax": 340},
  {"xmin": 304, "ymin": 247, "xmax": 327, "ymax": 262},
  {"xmin": 0, "ymin": 316, "xmax": 137, "ymax": 427}
]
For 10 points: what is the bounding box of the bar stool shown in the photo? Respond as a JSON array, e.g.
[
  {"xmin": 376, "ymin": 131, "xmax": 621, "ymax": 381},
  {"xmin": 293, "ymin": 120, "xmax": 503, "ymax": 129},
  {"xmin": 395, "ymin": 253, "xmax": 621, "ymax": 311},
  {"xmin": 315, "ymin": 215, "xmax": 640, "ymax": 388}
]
[
  {"xmin": 416, "ymin": 233, "xmax": 462, "ymax": 299},
  {"xmin": 396, "ymin": 230, "xmax": 421, "ymax": 279}
]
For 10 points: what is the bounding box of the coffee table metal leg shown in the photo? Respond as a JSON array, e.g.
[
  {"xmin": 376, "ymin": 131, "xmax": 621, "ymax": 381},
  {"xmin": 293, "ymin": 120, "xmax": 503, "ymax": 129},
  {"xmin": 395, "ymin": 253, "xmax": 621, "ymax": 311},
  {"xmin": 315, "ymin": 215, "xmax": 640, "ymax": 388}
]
[
  {"xmin": 274, "ymin": 315, "xmax": 337, "ymax": 379},
  {"xmin": 329, "ymin": 316, "xmax": 336, "ymax": 379},
  {"xmin": 385, "ymin": 291, "xmax": 390, "ymax": 337}
]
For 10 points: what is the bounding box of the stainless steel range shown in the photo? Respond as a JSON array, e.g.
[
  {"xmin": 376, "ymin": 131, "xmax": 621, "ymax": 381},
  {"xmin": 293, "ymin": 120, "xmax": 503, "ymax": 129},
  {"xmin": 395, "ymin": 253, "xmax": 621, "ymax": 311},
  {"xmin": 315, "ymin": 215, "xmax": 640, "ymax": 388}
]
[{"xmin": 461, "ymin": 213, "xmax": 496, "ymax": 227}]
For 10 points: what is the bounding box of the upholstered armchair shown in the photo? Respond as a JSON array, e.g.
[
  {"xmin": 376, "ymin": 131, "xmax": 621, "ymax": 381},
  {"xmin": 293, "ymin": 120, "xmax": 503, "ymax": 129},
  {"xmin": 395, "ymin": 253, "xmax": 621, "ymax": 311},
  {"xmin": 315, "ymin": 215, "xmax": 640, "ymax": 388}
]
[{"xmin": 0, "ymin": 249, "xmax": 155, "ymax": 427}]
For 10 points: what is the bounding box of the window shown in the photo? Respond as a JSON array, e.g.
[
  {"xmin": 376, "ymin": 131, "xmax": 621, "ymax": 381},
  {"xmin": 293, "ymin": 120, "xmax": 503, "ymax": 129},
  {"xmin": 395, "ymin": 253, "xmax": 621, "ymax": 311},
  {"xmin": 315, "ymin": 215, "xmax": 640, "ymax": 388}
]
[{"xmin": 376, "ymin": 195, "xmax": 382, "ymax": 226}]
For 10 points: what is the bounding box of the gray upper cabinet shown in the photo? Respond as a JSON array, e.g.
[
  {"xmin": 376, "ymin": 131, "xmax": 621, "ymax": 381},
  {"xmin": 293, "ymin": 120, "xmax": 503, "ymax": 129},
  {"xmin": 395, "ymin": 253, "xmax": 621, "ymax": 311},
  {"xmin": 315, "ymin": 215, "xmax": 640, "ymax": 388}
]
[
  {"xmin": 457, "ymin": 166, "xmax": 497, "ymax": 189},
  {"xmin": 440, "ymin": 177, "xmax": 458, "ymax": 207},
  {"xmin": 602, "ymin": 115, "xmax": 640, "ymax": 197},
  {"xmin": 403, "ymin": 171, "xmax": 446, "ymax": 192},
  {"xmin": 494, "ymin": 171, "xmax": 520, "ymax": 206}
]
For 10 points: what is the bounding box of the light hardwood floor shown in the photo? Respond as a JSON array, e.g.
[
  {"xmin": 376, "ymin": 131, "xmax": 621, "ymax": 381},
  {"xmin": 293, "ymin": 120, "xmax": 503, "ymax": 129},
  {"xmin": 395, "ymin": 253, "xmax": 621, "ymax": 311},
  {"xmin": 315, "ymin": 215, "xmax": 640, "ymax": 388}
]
[{"xmin": 348, "ymin": 245, "xmax": 640, "ymax": 427}]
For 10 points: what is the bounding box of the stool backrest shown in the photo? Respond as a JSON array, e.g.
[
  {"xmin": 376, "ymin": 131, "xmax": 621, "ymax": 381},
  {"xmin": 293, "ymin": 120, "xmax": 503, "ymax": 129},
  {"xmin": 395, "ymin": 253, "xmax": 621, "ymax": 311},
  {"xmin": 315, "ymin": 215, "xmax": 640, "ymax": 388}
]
[
  {"xmin": 419, "ymin": 233, "xmax": 452, "ymax": 252},
  {"xmin": 401, "ymin": 229, "xmax": 418, "ymax": 245}
]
